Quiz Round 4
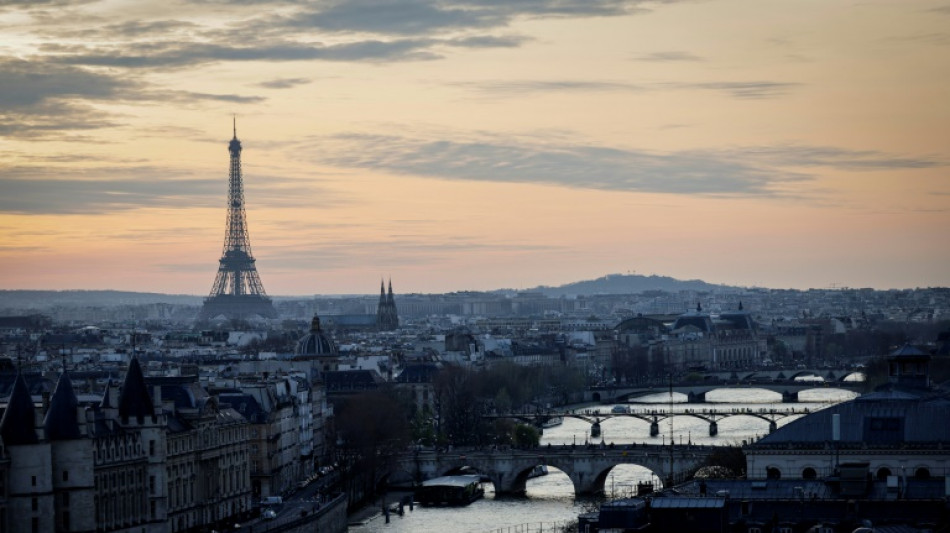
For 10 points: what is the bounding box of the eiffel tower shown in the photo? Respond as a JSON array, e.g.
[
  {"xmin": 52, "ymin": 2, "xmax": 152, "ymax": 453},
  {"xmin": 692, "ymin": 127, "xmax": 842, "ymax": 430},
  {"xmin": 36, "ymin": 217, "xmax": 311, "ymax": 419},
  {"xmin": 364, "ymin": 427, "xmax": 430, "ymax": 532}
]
[{"xmin": 196, "ymin": 121, "xmax": 277, "ymax": 322}]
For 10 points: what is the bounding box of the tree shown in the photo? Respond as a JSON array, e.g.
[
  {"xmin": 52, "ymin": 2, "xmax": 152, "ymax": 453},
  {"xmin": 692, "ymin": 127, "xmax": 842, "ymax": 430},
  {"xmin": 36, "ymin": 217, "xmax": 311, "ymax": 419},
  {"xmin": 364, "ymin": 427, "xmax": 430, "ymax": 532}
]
[
  {"xmin": 512, "ymin": 424, "xmax": 540, "ymax": 449},
  {"xmin": 336, "ymin": 388, "xmax": 412, "ymax": 506},
  {"xmin": 695, "ymin": 444, "xmax": 746, "ymax": 479}
]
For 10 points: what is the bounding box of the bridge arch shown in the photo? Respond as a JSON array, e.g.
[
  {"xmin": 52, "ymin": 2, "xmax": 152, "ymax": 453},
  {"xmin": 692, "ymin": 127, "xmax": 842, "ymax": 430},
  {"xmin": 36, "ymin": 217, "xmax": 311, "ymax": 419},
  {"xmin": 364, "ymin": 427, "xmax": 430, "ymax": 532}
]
[{"xmin": 592, "ymin": 463, "xmax": 664, "ymax": 497}]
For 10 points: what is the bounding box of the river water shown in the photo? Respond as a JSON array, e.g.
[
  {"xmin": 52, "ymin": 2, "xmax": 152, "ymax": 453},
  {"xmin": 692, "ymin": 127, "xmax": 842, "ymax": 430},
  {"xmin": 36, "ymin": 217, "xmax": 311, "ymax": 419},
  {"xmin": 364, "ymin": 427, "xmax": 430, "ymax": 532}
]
[{"xmin": 351, "ymin": 386, "xmax": 859, "ymax": 533}]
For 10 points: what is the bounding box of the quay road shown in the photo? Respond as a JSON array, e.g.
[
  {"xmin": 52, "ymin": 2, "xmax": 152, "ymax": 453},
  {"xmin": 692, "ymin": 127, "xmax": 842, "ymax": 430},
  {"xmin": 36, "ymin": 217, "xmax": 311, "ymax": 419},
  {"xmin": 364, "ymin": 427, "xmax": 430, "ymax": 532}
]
[{"xmin": 235, "ymin": 472, "xmax": 343, "ymax": 532}]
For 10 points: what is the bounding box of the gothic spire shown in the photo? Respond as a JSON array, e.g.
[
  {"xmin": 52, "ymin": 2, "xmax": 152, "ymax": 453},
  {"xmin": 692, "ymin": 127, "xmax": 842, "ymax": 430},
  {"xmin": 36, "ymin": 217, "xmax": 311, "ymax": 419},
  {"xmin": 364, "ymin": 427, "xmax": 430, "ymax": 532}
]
[
  {"xmin": 0, "ymin": 371, "xmax": 39, "ymax": 445},
  {"xmin": 45, "ymin": 368, "xmax": 81, "ymax": 440},
  {"xmin": 118, "ymin": 357, "xmax": 155, "ymax": 424}
]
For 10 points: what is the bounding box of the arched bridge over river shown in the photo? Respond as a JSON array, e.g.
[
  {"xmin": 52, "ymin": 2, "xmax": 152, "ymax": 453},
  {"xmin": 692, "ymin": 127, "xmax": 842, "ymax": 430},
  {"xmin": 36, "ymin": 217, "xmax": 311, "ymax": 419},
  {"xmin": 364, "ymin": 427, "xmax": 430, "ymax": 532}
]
[
  {"xmin": 487, "ymin": 405, "xmax": 813, "ymax": 437},
  {"xmin": 390, "ymin": 444, "xmax": 715, "ymax": 495},
  {"xmin": 585, "ymin": 380, "xmax": 862, "ymax": 404}
]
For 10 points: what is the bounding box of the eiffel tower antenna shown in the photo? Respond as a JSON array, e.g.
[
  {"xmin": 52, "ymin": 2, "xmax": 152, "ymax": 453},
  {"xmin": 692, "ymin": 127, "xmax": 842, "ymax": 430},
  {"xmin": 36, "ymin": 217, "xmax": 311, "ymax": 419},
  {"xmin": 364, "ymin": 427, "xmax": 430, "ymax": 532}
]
[{"xmin": 197, "ymin": 120, "xmax": 278, "ymax": 323}]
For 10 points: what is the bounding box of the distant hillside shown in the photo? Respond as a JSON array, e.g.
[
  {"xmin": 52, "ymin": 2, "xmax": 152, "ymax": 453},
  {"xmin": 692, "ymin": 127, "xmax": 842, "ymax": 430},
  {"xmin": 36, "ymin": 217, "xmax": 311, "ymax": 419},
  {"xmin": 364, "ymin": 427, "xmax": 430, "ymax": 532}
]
[
  {"xmin": 533, "ymin": 274, "xmax": 732, "ymax": 297},
  {"xmin": 0, "ymin": 290, "xmax": 203, "ymax": 310}
]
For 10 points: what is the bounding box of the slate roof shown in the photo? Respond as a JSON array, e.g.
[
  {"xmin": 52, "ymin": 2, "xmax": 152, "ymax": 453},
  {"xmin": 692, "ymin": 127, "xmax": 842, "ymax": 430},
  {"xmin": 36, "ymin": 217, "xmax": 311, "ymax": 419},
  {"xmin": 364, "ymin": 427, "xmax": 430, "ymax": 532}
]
[
  {"xmin": 395, "ymin": 363, "xmax": 439, "ymax": 383},
  {"xmin": 44, "ymin": 371, "xmax": 81, "ymax": 440},
  {"xmin": 217, "ymin": 392, "xmax": 267, "ymax": 423},
  {"xmin": 323, "ymin": 369, "xmax": 382, "ymax": 392},
  {"xmin": 752, "ymin": 390, "xmax": 950, "ymax": 446},
  {"xmin": 117, "ymin": 357, "xmax": 155, "ymax": 423},
  {"xmin": 0, "ymin": 372, "xmax": 38, "ymax": 445}
]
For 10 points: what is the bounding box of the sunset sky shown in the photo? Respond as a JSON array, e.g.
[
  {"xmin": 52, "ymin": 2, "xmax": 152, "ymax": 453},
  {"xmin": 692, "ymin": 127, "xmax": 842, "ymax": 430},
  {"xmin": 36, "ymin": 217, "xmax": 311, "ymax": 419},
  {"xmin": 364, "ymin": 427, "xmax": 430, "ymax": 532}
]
[{"xmin": 1, "ymin": 0, "xmax": 948, "ymax": 296}]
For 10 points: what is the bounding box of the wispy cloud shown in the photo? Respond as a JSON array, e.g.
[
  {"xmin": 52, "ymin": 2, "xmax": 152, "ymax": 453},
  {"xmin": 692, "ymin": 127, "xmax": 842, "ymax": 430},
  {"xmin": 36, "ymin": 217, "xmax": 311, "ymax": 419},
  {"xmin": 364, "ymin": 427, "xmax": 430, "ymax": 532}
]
[
  {"xmin": 308, "ymin": 133, "xmax": 943, "ymax": 199},
  {"xmin": 0, "ymin": 58, "xmax": 263, "ymax": 138},
  {"xmin": 729, "ymin": 145, "xmax": 944, "ymax": 170},
  {"xmin": 314, "ymin": 133, "xmax": 809, "ymax": 197},
  {"xmin": 635, "ymin": 51, "xmax": 704, "ymax": 62},
  {"xmin": 458, "ymin": 79, "xmax": 799, "ymax": 100},
  {"xmin": 0, "ymin": 164, "xmax": 337, "ymax": 214},
  {"xmin": 670, "ymin": 81, "xmax": 800, "ymax": 99},
  {"xmin": 257, "ymin": 77, "xmax": 312, "ymax": 89}
]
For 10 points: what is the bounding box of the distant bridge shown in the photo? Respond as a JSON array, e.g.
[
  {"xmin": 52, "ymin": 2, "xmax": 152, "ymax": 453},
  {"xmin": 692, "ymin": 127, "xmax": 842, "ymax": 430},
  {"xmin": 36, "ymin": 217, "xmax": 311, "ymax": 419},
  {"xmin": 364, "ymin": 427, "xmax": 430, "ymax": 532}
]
[
  {"xmin": 487, "ymin": 405, "xmax": 814, "ymax": 436},
  {"xmin": 585, "ymin": 377, "xmax": 862, "ymax": 404},
  {"xmin": 389, "ymin": 444, "xmax": 716, "ymax": 495}
]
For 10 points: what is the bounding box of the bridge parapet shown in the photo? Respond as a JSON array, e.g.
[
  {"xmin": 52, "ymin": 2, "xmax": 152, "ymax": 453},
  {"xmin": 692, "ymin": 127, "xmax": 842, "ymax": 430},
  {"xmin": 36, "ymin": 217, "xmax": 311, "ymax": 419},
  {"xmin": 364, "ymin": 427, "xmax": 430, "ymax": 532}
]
[{"xmin": 394, "ymin": 445, "xmax": 715, "ymax": 495}]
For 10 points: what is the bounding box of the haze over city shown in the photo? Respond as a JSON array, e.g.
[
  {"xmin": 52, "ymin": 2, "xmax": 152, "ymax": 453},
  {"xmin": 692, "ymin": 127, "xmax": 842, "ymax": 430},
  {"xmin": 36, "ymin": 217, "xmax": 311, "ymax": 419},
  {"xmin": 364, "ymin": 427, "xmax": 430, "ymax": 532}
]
[{"xmin": 2, "ymin": 0, "xmax": 948, "ymax": 295}]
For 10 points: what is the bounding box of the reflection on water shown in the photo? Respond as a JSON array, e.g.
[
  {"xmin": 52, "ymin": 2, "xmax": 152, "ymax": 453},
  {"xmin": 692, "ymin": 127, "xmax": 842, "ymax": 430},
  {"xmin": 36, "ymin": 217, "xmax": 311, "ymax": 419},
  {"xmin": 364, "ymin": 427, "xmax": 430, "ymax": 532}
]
[{"xmin": 353, "ymin": 388, "xmax": 858, "ymax": 532}]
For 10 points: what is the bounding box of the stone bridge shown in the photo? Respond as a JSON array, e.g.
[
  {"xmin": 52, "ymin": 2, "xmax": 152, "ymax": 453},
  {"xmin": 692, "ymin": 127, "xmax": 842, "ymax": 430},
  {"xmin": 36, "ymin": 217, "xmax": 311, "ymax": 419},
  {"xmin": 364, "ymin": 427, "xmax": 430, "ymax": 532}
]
[
  {"xmin": 585, "ymin": 379, "xmax": 862, "ymax": 404},
  {"xmin": 490, "ymin": 406, "xmax": 811, "ymax": 437},
  {"xmin": 389, "ymin": 444, "xmax": 715, "ymax": 495}
]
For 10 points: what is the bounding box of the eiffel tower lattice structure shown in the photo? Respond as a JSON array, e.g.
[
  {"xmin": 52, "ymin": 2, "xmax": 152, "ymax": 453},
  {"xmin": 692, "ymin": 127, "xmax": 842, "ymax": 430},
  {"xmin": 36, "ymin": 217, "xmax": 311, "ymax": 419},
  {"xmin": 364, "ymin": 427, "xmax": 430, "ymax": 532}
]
[{"xmin": 197, "ymin": 122, "xmax": 278, "ymax": 323}]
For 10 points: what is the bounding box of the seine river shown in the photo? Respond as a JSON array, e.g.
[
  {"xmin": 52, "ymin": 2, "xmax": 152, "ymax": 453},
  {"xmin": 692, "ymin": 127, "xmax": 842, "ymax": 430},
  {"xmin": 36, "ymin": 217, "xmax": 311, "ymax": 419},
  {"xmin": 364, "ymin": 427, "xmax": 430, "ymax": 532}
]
[{"xmin": 351, "ymin": 386, "xmax": 859, "ymax": 533}]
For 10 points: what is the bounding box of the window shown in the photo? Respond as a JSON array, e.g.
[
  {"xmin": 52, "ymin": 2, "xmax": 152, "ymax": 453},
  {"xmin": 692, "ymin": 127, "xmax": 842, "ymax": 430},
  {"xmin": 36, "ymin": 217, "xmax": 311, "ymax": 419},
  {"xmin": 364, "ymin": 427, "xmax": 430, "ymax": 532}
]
[
  {"xmin": 31, "ymin": 497, "xmax": 38, "ymax": 511},
  {"xmin": 149, "ymin": 440, "xmax": 156, "ymax": 456},
  {"xmin": 31, "ymin": 476, "xmax": 36, "ymax": 487},
  {"xmin": 62, "ymin": 470, "xmax": 68, "ymax": 482},
  {"xmin": 31, "ymin": 517, "xmax": 38, "ymax": 533},
  {"xmin": 149, "ymin": 476, "xmax": 155, "ymax": 495}
]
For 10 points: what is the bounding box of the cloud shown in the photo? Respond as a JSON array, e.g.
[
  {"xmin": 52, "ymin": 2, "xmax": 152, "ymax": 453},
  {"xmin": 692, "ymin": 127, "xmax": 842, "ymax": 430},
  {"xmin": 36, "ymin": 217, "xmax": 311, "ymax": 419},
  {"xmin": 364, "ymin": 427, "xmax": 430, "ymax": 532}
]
[
  {"xmin": 280, "ymin": 0, "xmax": 507, "ymax": 35},
  {"xmin": 257, "ymin": 77, "xmax": 312, "ymax": 89},
  {"xmin": 309, "ymin": 133, "xmax": 944, "ymax": 198},
  {"xmin": 260, "ymin": 236, "xmax": 564, "ymax": 271},
  {"xmin": 315, "ymin": 133, "xmax": 809, "ymax": 197},
  {"xmin": 460, "ymin": 80, "xmax": 643, "ymax": 93},
  {"xmin": 0, "ymin": 59, "xmax": 133, "ymax": 108},
  {"xmin": 241, "ymin": 0, "xmax": 646, "ymax": 37},
  {"xmin": 457, "ymin": 78, "xmax": 798, "ymax": 100},
  {"xmin": 0, "ymin": 163, "xmax": 226, "ymax": 214},
  {"xmin": 894, "ymin": 33, "xmax": 950, "ymax": 46},
  {"xmin": 47, "ymin": 38, "xmax": 471, "ymax": 69},
  {"xmin": 0, "ymin": 57, "xmax": 263, "ymax": 138},
  {"xmin": 37, "ymin": 19, "xmax": 200, "ymax": 40},
  {"xmin": 728, "ymin": 145, "xmax": 944, "ymax": 171},
  {"xmin": 0, "ymin": 162, "xmax": 334, "ymax": 214},
  {"xmin": 635, "ymin": 51, "xmax": 704, "ymax": 62},
  {"xmin": 672, "ymin": 81, "xmax": 800, "ymax": 99}
]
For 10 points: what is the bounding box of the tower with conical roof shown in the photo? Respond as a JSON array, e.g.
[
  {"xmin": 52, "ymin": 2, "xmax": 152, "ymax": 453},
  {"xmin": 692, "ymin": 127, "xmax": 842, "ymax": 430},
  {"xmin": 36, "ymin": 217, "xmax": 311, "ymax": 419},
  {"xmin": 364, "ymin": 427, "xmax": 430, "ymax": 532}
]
[
  {"xmin": 44, "ymin": 367, "xmax": 97, "ymax": 533},
  {"xmin": 197, "ymin": 120, "xmax": 278, "ymax": 323},
  {"xmin": 1, "ymin": 370, "xmax": 56, "ymax": 531},
  {"xmin": 376, "ymin": 279, "xmax": 399, "ymax": 331}
]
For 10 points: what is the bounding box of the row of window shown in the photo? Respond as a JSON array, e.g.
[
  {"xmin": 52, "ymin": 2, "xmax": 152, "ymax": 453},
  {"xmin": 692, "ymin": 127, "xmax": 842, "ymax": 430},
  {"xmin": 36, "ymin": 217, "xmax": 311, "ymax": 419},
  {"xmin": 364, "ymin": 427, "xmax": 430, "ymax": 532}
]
[{"xmin": 765, "ymin": 465, "xmax": 933, "ymax": 480}]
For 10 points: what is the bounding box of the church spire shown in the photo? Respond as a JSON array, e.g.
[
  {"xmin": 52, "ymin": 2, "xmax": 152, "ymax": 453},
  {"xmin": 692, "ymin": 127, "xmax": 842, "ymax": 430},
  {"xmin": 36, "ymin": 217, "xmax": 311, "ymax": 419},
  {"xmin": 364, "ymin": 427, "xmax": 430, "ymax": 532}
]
[{"xmin": 0, "ymin": 371, "xmax": 39, "ymax": 445}]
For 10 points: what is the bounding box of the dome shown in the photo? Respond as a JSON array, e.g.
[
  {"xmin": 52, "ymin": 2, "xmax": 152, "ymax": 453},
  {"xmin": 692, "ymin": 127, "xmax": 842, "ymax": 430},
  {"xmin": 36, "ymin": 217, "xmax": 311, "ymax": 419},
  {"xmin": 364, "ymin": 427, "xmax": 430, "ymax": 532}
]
[{"xmin": 296, "ymin": 315, "xmax": 338, "ymax": 357}]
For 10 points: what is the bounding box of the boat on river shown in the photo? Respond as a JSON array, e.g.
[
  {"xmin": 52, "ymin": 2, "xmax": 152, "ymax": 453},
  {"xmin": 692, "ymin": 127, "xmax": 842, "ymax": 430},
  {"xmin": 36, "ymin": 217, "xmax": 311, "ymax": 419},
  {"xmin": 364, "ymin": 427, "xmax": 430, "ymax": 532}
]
[
  {"xmin": 526, "ymin": 465, "xmax": 549, "ymax": 480},
  {"xmin": 416, "ymin": 475, "xmax": 484, "ymax": 506},
  {"xmin": 590, "ymin": 419, "xmax": 602, "ymax": 438},
  {"xmin": 542, "ymin": 416, "xmax": 564, "ymax": 429}
]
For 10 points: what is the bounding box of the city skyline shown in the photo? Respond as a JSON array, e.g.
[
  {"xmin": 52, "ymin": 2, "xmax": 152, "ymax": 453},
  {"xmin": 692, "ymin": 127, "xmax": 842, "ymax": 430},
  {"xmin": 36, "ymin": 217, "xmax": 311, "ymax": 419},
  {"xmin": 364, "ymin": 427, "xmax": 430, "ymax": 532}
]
[{"xmin": 2, "ymin": 0, "xmax": 949, "ymax": 295}]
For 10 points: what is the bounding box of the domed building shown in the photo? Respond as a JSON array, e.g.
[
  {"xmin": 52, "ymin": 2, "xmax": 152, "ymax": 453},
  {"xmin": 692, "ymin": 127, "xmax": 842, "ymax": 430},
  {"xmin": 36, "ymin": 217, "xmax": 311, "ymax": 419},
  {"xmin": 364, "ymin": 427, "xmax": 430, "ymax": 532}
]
[{"xmin": 295, "ymin": 315, "xmax": 340, "ymax": 371}]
